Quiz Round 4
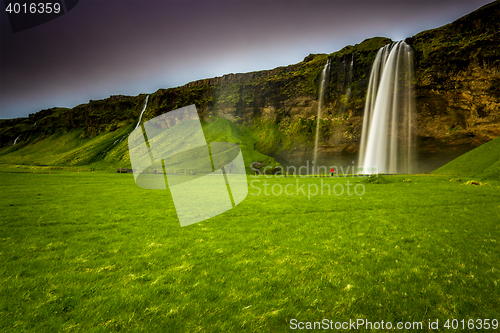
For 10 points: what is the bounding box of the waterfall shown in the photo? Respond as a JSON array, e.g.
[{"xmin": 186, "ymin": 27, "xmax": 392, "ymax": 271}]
[
  {"xmin": 358, "ymin": 41, "xmax": 415, "ymax": 174},
  {"xmin": 340, "ymin": 53, "xmax": 354, "ymax": 114},
  {"xmin": 313, "ymin": 59, "xmax": 330, "ymax": 172},
  {"xmin": 347, "ymin": 53, "xmax": 354, "ymax": 101},
  {"xmin": 358, "ymin": 45, "xmax": 391, "ymax": 168},
  {"xmin": 13, "ymin": 136, "xmax": 20, "ymax": 145},
  {"xmin": 135, "ymin": 95, "xmax": 150, "ymax": 130},
  {"xmin": 349, "ymin": 53, "xmax": 354, "ymax": 81}
]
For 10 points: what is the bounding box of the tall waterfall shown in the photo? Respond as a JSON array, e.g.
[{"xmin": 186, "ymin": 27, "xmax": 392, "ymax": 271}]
[
  {"xmin": 313, "ymin": 59, "xmax": 330, "ymax": 171},
  {"xmin": 135, "ymin": 95, "xmax": 150, "ymax": 130},
  {"xmin": 358, "ymin": 41, "xmax": 415, "ymax": 174},
  {"xmin": 13, "ymin": 136, "xmax": 19, "ymax": 145}
]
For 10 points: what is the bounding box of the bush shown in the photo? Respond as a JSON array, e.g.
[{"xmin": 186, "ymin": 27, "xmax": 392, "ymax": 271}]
[{"xmin": 361, "ymin": 175, "xmax": 392, "ymax": 184}]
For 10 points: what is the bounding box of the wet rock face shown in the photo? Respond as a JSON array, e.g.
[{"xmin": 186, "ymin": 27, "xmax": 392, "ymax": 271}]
[
  {"xmin": 416, "ymin": 65, "xmax": 500, "ymax": 147},
  {"xmin": 408, "ymin": 0, "xmax": 500, "ymax": 147}
]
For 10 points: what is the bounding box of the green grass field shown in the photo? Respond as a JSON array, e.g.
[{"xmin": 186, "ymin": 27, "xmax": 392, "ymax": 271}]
[{"xmin": 1, "ymin": 167, "xmax": 499, "ymax": 332}]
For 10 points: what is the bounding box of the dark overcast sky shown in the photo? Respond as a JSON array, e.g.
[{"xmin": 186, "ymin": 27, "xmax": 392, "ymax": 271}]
[{"xmin": 0, "ymin": 0, "xmax": 494, "ymax": 119}]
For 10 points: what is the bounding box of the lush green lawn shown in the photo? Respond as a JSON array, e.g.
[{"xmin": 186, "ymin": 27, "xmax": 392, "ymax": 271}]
[{"xmin": 1, "ymin": 168, "xmax": 499, "ymax": 332}]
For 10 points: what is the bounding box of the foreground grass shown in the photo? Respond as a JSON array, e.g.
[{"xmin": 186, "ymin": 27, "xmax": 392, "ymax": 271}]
[{"xmin": 0, "ymin": 169, "xmax": 499, "ymax": 332}]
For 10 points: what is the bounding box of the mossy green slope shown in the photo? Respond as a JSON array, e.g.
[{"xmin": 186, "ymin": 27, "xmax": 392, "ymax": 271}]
[
  {"xmin": 433, "ymin": 135, "xmax": 500, "ymax": 181},
  {"xmin": 202, "ymin": 117, "xmax": 278, "ymax": 169},
  {"xmin": 0, "ymin": 117, "xmax": 279, "ymax": 173},
  {"xmin": 0, "ymin": 125, "xmax": 134, "ymax": 169}
]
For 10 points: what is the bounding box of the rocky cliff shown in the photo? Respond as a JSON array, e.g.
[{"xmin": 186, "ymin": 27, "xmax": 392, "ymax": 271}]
[
  {"xmin": 1, "ymin": 1, "xmax": 499, "ymax": 169},
  {"xmin": 409, "ymin": 0, "xmax": 500, "ymax": 148}
]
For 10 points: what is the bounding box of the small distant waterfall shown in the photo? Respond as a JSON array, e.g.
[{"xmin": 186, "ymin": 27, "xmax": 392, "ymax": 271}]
[
  {"xmin": 102, "ymin": 134, "xmax": 128, "ymax": 156},
  {"xmin": 313, "ymin": 59, "xmax": 330, "ymax": 171},
  {"xmin": 358, "ymin": 41, "xmax": 415, "ymax": 174},
  {"xmin": 13, "ymin": 136, "xmax": 20, "ymax": 145},
  {"xmin": 340, "ymin": 53, "xmax": 354, "ymax": 114},
  {"xmin": 135, "ymin": 95, "xmax": 150, "ymax": 130}
]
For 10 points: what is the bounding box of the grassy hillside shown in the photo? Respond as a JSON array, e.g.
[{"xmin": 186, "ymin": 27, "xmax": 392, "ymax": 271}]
[
  {"xmin": 0, "ymin": 117, "xmax": 279, "ymax": 173},
  {"xmin": 202, "ymin": 117, "xmax": 278, "ymax": 170},
  {"xmin": 433, "ymin": 135, "xmax": 500, "ymax": 181},
  {"xmin": 0, "ymin": 125, "xmax": 134, "ymax": 169}
]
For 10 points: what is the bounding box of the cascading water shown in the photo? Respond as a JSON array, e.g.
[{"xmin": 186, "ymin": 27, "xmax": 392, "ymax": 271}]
[
  {"xmin": 13, "ymin": 136, "xmax": 19, "ymax": 145},
  {"xmin": 313, "ymin": 59, "xmax": 330, "ymax": 171},
  {"xmin": 340, "ymin": 53, "xmax": 354, "ymax": 114},
  {"xmin": 358, "ymin": 41, "xmax": 415, "ymax": 174},
  {"xmin": 135, "ymin": 94, "xmax": 150, "ymax": 130}
]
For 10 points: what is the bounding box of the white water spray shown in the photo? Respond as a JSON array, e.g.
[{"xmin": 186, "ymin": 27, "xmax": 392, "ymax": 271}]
[
  {"xmin": 13, "ymin": 136, "xmax": 19, "ymax": 145},
  {"xmin": 313, "ymin": 59, "xmax": 330, "ymax": 171},
  {"xmin": 358, "ymin": 41, "xmax": 415, "ymax": 174},
  {"xmin": 135, "ymin": 95, "xmax": 150, "ymax": 130}
]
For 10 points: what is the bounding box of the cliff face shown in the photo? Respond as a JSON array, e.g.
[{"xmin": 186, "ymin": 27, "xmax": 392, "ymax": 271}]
[
  {"xmin": 0, "ymin": 95, "xmax": 146, "ymax": 146},
  {"xmin": 144, "ymin": 36, "xmax": 392, "ymax": 157},
  {"xmin": 408, "ymin": 0, "xmax": 500, "ymax": 148},
  {"xmin": 1, "ymin": 1, "xmax": 499, "ymax": 167}
]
